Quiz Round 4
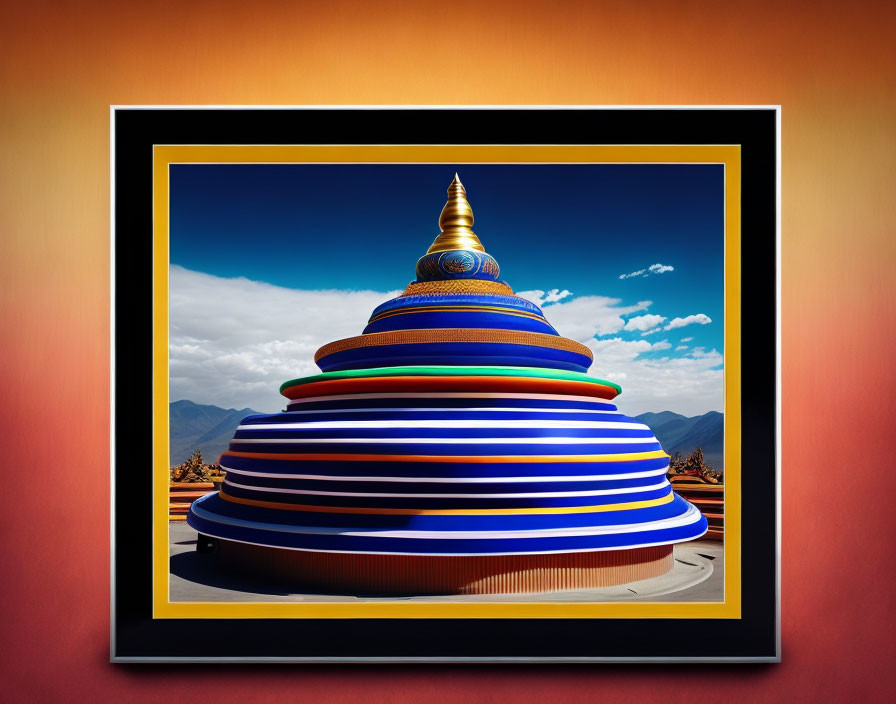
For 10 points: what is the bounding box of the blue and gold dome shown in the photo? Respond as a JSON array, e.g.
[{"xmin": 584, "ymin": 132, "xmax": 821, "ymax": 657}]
[
  {"xmin": 315, "ymin": 175, "xmax": 593, "ymax": 373},
  {"xmin": 187, "ymin": 175, "xmax": 708, "ymax": 595}
]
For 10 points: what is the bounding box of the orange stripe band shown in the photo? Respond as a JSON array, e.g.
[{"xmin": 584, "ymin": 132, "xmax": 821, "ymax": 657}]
[
  {"xmin": 401, "ymin": 280, "xmax": 515, "ymax": 297},
  {"xmin": 314, "ymin": 329, "xmax": 593, "ymax": 363},
  {"xmin": 282, "ymin": 376, "xmax": 619, "ymax": 400}
]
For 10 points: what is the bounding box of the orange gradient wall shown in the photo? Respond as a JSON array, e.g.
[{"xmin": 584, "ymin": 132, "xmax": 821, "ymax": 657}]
[{"xmin": 1, "ymin": 1, "xmax": 894, "ymax": 701}]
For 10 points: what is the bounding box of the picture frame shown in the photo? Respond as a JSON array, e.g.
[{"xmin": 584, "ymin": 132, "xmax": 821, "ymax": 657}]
[{"xmin": 111, "ymin": 106, "xmax": 779, "ymax": 662}]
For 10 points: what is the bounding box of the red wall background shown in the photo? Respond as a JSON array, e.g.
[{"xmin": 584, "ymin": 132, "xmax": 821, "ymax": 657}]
[{"xmin": 2, "ymin": 1, "xmax": 894, "ymax": 701}]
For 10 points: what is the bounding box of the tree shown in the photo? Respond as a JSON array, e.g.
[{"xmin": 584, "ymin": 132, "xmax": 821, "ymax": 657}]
[
  {"xmin": 668, "ymin": 451, "xmax": 685, "ymax": 473},
  {"xmin": 170, "ymin": 449, "xmax": 223, "ymax": 482},
  {"xmin": 666, "ymin": 447, "xmax": 721, "ymax": 483}
]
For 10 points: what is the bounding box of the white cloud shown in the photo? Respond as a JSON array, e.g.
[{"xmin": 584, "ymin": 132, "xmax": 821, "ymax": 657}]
[
  {"xmin": 585, "ymin": 337, "xmax": 723, "ymax": 416},
  {"xmin": 169, "ymin": 267, "xmax": 722, "ymax": 417},
  {"xmin": 518, "ymin": 288, "xmax": 572, "ymax": 307},
  {"xmin": 675, "ymin": 345, "xmax": 688, "ymax": 351},
  {"xmin": 648, "ymin": 263, "xmax": 674, "ymax": 274},
  {"xmin": 516, "ymin": 289, "xmax": 546, "ymax": 305},
  {"xmin": 680, "ymin": 336, "xmax": 694, "ymax": 342},
  {"xmin": 619, "ymin": 262, "xmax": 674, "ymax": 279},
  {"xmin": 169, "ymin": 266, "xmax": 400, "ymax": 412},
  {"xmin": 545, "ymin": 289, "xmax": 572, "ymax": 304},
  {"xmin": 518, "ymin": 294, "xmax": 649, "ymax": 341},
  {"xmin": 640, "ymin": 328, "xmax": 662, "ymax": 336},
  {"xmin": 664, "ymin": 314, "xmax": 712, "ymax": 330},
  {"xmin": 618, "ymin": 269, "xmax": 645, "ymax": 280},
  {"xmin": 623, "ymin": 314, "xmax": 667, "ymax": 332}
]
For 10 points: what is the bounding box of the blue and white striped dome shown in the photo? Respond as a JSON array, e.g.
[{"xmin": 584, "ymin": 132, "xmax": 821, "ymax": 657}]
[{"xmin": 187, "ymin": 175, "xmax": 707, "ymax": 594}]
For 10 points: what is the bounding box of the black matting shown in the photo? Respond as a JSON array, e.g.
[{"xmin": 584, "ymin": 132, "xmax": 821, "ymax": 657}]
[{"xmin": 112, "ymin": 107, "xmax": 778, "ymax": 662}]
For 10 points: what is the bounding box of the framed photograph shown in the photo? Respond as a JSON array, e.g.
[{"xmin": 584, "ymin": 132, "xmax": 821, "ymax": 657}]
[{"xmin": 111, "ymin": 106, "xmax": 779, "ymax": 662}]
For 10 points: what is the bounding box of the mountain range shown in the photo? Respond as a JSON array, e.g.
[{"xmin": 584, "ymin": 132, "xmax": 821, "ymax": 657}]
[
  {"xmin": 169, "ymin": 400, "xmax": 263, "ymax": 465},
  {"xmin": 635, "ymin": 410, "xmax": 724, "ymax": 471},
  {"xmin": 169, "ymin": 400, "xmax": 723, "ymax": 471}
]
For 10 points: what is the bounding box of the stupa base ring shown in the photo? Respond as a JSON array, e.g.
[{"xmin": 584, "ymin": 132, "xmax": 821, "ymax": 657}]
[{"xmin": 200, "ymin": 536, "xmax": 674, "ymax": 595}]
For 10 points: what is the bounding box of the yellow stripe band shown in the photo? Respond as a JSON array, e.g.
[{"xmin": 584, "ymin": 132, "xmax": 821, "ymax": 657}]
[{"xmin": 219, "ymin": 490, "xmax": 674, "ymax": 515}]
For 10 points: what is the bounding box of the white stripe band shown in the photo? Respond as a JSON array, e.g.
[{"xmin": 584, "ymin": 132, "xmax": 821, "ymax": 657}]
[
  {"xmin": 230, "ymin": 436, "xmax": 658, "ymax": 445},
  {"xmin": 238, "ymin": 420, "xmax": 649, "ymax": 430},
  {"xmin": 220, "ymin": 465, "xmax": 670, "ymax": 483},
  {"xmin": 332, "ymin": 505, "xmax": 702, "ymax": 539},
  {"xmin": 222, "ymin": 478, "xmax": 670, "ymax": 499},
  {"xmin": 278, "ymin": 406, "xmax": 622, "ymax": 416}
]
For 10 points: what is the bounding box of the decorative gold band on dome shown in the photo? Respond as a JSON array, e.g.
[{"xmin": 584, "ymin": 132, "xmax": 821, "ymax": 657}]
[
  {"xmin": 314, "ymin": 329, "xmax": 594, "ymax": 363},
  {"xmin": 401, "ymin": 280, "xmax": 515, "ymax": 297}
]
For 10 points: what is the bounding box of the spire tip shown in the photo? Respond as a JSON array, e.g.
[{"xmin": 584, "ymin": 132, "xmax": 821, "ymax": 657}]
[{"xmin": 425, "ymin": 175, "xmax": 483, "ymax": 254}]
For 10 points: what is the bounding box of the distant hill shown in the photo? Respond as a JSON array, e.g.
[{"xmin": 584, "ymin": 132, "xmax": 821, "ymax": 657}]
[
  {"xmin": 636, "ymin": 410, "xmax": 724, "ymax": 472},
  {"xmin": 169, "ymin": 400, "xmax": 263, "ymax": 465}
]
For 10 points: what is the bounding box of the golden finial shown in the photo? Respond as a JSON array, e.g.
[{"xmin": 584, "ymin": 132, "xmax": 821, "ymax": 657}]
[{"xmin": 425, "ymin": 174, "xmax": 486, "ymax": 254}]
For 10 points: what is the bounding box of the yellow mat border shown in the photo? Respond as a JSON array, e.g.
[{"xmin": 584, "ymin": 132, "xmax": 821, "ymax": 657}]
[{"xmin": 152, "ymin": 144, "xmax": 741, "ymax": 619}]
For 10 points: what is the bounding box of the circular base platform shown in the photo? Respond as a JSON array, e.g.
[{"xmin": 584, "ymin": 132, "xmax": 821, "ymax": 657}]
[{"xmin": 203, "ymin": 537, "xmax": 674, "ymax": 595}]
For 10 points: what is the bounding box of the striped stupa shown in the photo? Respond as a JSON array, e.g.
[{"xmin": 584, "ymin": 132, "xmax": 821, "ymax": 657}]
[{"xmin": 187, "ymin": 175, "xmax": 708, "ymax": 594}]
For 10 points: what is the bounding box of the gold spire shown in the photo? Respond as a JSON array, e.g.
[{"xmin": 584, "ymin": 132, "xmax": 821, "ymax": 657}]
[{"xmin": 425, "ymin": 174, "xmax": 486, "ymax": 254}]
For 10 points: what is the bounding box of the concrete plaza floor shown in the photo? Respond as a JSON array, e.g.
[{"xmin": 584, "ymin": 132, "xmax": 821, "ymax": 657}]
[{"xmin": 169, "ymin": 520, "xmax": 724, "ymax": 603}]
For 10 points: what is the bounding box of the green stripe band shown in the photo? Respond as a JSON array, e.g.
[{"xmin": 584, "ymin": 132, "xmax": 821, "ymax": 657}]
[{"xmin": 279, "ymin": 365, "xmax": 622, "ymax": 394}]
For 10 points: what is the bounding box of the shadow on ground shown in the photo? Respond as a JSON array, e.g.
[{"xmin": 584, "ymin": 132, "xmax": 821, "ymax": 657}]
[{"xmin": 170, "ymin": 551, "xmax": 297, "ymax": 597}]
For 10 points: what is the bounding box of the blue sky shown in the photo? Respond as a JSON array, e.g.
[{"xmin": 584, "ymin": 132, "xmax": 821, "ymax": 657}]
[{"xmin": 169, "ymin": 163, "xmax": 724, "ymax": 415}]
